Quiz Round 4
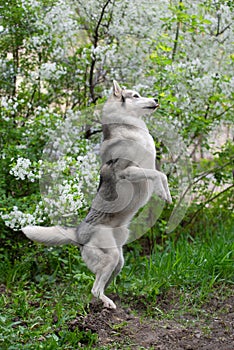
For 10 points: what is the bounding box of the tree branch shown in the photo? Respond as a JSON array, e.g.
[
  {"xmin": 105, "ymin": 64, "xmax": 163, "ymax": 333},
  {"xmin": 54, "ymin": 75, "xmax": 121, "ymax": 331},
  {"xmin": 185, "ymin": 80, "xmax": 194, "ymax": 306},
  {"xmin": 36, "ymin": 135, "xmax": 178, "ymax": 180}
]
[
  {"xmin": 171, "ymin": 160, "xmax": 233, "ymax": 210},
  {"xmin": 172, "ymin": 21, "xmax": 180, "ymax": 61},
  {"xmin": 184, "ymin": 184, "xmax": 234, "ymax": 227},
  {"xmin": 93, "ymin": 0, "xmax": 113, "ymax": 48},
  {"xmin": 172, "ymin": 1, "xmax": 183, "ymax": 61},
  {"xmin": 216, "ymin": 23, "xmax": 231, "ymax": 37},
  {"xmin": 192, "ymin": 160, "xmax": 233, "ymax": 186},
  {"xmin": 89, "ymin": 0, "xmax": 113, "ymax": 103}
]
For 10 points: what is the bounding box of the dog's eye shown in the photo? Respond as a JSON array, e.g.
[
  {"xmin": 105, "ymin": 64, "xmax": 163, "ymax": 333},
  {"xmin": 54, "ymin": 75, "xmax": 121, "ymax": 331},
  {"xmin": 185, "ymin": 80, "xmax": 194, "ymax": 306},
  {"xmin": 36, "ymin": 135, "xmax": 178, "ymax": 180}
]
[{"xmin": 133, "ymin": 94, "xmax": 140, "ymax": 98}]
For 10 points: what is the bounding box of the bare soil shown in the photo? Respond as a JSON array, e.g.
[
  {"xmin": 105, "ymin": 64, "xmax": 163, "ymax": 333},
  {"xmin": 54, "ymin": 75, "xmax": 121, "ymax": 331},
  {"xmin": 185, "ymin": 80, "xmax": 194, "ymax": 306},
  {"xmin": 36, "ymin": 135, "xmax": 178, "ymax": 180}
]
[{"xmin": 69, "ymin": 293, "xmax": 234, "ymax": 349}]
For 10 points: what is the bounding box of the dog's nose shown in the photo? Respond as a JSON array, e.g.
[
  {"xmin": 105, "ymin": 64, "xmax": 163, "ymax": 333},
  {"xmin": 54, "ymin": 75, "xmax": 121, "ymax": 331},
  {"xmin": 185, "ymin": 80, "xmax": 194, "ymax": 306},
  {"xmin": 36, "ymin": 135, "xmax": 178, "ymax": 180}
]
[{"xmin": 154, "ymin": 98, "xmax": 159, "ymax": 104}]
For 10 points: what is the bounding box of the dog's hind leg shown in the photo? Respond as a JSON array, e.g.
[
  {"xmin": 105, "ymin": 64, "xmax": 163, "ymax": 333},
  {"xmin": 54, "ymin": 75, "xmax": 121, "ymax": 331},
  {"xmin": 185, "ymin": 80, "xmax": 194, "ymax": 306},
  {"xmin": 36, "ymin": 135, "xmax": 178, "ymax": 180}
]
[
  {"xmin": 81, "ymin": 245, "xmax": 121, "ymax": 309},
  {"xmin": 92, "ymin": 247, "xmax": 121, "ymax": 309},
  {"xmin": 105, "ymin": 247, "xmax": 124, "ymax": 290}
]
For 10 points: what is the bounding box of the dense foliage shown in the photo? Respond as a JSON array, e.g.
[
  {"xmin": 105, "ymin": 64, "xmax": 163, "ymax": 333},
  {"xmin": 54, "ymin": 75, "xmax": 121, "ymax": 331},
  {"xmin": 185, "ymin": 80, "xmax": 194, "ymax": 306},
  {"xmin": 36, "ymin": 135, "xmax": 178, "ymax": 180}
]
[{"xmin": 0, "ymin": 0, "xmax": 233, "ymax": 236}]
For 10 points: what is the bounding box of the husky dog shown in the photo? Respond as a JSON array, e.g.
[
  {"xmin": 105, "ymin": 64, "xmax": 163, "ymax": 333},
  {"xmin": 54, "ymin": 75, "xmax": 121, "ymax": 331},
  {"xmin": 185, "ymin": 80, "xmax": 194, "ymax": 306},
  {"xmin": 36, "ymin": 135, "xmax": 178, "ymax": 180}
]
[{"xmin": 22, "ymin": 81, "xmax": 172, "ymax": 309}]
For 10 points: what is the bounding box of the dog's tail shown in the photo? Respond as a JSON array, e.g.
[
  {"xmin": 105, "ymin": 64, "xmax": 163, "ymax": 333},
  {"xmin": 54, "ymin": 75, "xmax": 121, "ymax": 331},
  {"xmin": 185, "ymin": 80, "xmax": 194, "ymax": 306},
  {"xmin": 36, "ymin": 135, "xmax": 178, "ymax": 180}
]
[{"xmin": 22, "ymin": 226, "xmax": 78, "ymax": 246}]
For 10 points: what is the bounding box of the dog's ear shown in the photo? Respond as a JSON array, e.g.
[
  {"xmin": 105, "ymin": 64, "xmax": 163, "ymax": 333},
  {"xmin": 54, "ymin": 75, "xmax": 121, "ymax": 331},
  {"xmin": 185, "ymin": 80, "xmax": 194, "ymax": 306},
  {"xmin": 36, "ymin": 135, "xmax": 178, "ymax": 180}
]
[{"xmin": 113, "ymin": 80, "xmax": 122, "ymax": 97}]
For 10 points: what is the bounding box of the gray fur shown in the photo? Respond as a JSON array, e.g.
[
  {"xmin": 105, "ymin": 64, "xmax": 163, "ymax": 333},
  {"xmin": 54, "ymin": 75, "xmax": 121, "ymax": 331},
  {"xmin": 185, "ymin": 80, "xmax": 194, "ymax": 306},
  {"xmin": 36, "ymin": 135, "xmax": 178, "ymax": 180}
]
[{"xmin": 22, "ymin": 81, "xmax": 172, "ymax": 309}]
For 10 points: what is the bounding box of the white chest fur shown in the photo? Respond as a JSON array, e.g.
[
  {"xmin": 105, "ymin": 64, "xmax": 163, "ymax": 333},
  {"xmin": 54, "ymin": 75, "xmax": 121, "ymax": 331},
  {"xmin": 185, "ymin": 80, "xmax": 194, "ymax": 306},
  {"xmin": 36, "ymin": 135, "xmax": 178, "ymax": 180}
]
[{"xmin": 101, "ymin": 123, "xmax": 156, "ymax": 170}]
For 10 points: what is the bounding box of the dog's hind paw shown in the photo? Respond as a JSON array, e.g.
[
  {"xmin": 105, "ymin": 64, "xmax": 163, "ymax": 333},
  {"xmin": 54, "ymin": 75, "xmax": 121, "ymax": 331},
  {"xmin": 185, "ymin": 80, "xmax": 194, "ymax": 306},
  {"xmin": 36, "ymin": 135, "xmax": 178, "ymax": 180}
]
[{"xmin": 101, "ymin": 295, "xmax": 117, "ymax": 309}]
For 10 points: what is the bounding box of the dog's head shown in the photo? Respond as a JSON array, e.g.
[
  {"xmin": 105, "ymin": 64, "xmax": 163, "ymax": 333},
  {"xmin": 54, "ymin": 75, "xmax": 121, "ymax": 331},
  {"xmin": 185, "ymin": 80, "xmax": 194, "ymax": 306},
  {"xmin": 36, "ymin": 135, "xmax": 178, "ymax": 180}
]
[{"xmin": 103, "ymin": 80, "xmax": 159, "ymax": 119}]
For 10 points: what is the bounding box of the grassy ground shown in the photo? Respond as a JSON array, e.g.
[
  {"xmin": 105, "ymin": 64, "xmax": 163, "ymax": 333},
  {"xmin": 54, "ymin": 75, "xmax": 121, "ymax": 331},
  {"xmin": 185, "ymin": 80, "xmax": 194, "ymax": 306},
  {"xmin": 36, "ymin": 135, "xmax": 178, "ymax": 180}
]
[{"xmin": 0, "ymin": 218, "xmax": 233, "ymax": 349}]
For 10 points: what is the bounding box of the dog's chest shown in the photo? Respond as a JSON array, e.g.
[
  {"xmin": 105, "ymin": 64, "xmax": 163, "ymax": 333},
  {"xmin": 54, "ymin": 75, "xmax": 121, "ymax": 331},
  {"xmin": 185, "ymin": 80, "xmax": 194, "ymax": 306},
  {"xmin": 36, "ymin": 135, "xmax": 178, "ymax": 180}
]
[
  {"xmin": 137, "ymin": 131, "xmax": 155, "ymax": 153},
  {"xmin": 126, "ymin": 129, "xmax": 156, "ymax": 167},
  {"xmin": 115, "ymin": 127, "xmax": 154, "ymax": 150},
  {"xmin": 101, "ymin": 125, "xmax": 156, "ymax": 169}
]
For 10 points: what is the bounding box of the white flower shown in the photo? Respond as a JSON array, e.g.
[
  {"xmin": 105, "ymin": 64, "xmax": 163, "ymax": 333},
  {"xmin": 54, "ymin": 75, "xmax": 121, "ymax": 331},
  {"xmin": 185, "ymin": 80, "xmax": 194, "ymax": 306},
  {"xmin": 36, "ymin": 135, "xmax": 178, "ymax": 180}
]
[
  {"xmin": 1, "ymin": 206, "xmax": 36, "ymax": 230},
  {"xmin": 10, "ymin": 157, "xmax": 40, "ymax": 181}
]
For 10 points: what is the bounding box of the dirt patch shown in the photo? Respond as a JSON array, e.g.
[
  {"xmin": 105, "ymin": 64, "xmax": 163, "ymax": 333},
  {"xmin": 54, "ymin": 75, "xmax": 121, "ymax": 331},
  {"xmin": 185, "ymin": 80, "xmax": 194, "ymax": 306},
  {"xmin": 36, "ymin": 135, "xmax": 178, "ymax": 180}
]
[{"xmin": 68, "ymin": 294, "xmax": 234, "ymax": 349}]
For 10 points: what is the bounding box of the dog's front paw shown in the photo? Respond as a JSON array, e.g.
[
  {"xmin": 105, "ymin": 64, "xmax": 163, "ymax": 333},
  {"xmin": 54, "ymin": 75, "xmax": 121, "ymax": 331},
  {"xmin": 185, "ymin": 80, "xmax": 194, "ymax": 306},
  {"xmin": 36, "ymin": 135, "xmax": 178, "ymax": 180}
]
[
  {"xmin": 156, "ymin": 190, "xmax": 168, "ymax": 202},
  {"xmin": 154, "ymin": 183, "xmax": 171, "ymax": 203},
  {"xmin": 166, "ymin": 192, "xmax": 172, "ymax": 204},
  {"xmin": 157, "ymin": 172, "xmax": 172, "ymax": 204}
]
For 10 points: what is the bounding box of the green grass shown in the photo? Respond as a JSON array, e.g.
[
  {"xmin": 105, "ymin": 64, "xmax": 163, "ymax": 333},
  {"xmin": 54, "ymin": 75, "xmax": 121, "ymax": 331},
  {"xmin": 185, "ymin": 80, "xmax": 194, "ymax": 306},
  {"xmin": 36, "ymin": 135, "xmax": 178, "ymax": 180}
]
[
  {"xmin": 0, "ymin": 220, "xmax": 233, "ymax": 349},
  {"xmin": 122, "ymin": 225, "xmax": 233, "ymax": 302}
]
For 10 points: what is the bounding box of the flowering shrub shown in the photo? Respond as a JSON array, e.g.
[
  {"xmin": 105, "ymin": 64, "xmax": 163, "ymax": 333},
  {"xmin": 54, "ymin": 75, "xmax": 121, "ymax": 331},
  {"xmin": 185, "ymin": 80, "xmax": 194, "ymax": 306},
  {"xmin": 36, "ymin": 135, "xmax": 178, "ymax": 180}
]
[
  {"xmin": 10, "ymin": 157, "xmax": 40, "ymax": 182},
  {"xmin": 40, "ymin": 145, "xmax": 100, "ymax": 227},
  {"xmin": 1, "ymin": 205, "xmax": 44, "ymax": 230}
]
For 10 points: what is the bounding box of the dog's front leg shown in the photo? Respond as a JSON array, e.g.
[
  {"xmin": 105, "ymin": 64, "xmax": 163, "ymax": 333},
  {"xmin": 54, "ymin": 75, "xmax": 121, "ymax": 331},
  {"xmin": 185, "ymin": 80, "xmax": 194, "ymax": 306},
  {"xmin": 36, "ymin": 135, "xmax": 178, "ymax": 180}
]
[
  {"xmin": 118, "ymin": 166, "xmax": 157, "ymax": 182},
  {"xmin": 118, "ymin": 166, "xmax": 172, "ymax": 203},
  {"xmin": 154, "ymin": 171, "xmax": 172, "ymax": 204}
]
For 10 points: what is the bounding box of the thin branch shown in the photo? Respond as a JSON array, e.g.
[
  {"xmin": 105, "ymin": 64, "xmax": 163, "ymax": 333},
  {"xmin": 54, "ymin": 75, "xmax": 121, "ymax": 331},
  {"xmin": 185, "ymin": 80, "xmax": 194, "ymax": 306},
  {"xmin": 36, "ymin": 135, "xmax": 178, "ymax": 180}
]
[
  {"xmin": 172, "ymin": 21, "xmax": 180, "ymax": 61},
  {"xmin": 89, "ymin": 0, "xmax": 113, "ymax": 103},
  {"xmin": 187, "ymin": 104, "xmax": 234, "ymax": 154},
  {"xmin": 170, "ymin": 159, "xmax": 233, "ymax": 210},
  {"xmin": 204, "ymin": 104, "xmax": 210, "ymax": 119},
  {"xmin": 85, "ymin": 127, "xmax": 102, "ymax": 139},
  {"xmin": 184, "ymin": 184, "xmax": 234, "ymax": 226},
  {"xmin": 215, "ymin": 104, "xmax": 234, "ymax": 119},
  {"xmin": 215, "ymin": 23, "xmax": 232, "ymax": 37},
  {"xmin": 172, "ymin": 1, "xmax": 183, "ymax": 61},
  {"xmin": 93, "ymin": 0, "xmax": 112, "ymax": 48},
  {"xmin": 25, "ymin": 88, "xmax": 37, "ymax": 119},
  {"xmin": 193, "ymin": 160, "xmax": 233, "ymax": 185},
  {"xmin": 216, "ymin": 13, "xmax": 221, "ymax": 37}
]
